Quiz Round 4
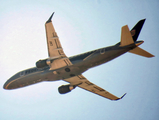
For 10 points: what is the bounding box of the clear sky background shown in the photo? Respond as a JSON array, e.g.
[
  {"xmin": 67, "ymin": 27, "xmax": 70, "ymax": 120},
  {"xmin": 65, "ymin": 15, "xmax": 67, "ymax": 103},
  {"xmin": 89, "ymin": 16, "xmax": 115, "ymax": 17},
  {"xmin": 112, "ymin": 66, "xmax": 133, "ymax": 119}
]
[{"xmin": 0, "ymin": 0, "xmax": 159, "ymax": 120}]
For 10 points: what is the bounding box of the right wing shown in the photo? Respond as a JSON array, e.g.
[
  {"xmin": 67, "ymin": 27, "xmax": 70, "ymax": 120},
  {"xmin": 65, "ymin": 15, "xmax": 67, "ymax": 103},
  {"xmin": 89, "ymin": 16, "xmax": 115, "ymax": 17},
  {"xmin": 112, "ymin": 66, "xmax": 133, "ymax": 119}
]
[
  {"xmin": 45, "ymin": 13, "xmax": 72, "ymax": 70},
  {"xmin": 63, "ymin": 75, "xmax": 126, "ymax": 101}
]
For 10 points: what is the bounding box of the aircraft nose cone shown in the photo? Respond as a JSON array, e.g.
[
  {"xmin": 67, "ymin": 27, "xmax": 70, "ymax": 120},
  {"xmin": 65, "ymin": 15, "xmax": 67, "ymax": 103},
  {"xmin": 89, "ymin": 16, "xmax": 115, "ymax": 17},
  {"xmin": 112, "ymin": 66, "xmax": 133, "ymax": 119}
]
[
  {"xmin": 3, "ymin": 81, "xmax": 8, "ymax": 89},
  {"xmin": 3, "ymin": 79, "xmax": 12, "ymax": 90}
]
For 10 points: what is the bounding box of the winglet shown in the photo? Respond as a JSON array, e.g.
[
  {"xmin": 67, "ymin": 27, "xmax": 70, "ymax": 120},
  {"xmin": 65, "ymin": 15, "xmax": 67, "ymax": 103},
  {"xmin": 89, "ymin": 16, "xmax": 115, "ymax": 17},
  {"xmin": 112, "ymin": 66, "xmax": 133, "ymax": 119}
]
[
  {"xmin": 46, "ymin": 12, "xmax": 55, "ymax": 23},
  {"xmin": 115, "ymin": 93, "xmax": 127, "ymax": 101}
]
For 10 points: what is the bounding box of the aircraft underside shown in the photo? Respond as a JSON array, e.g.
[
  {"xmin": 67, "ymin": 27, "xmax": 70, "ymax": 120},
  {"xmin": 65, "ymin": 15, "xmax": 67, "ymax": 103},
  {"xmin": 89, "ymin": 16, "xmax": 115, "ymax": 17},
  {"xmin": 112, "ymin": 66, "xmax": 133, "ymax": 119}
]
[{"xmin": 3, "ymin": 13, "xmax": 154, "ymax": 101}]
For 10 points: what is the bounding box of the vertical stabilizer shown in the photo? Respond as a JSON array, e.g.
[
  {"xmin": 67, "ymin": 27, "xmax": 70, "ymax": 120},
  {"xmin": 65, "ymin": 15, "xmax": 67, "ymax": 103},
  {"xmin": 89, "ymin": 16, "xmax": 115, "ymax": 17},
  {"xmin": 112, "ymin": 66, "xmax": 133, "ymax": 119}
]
[{"xmin": 130, "ymin": 19, "xmax": 146, "ymax": 42}]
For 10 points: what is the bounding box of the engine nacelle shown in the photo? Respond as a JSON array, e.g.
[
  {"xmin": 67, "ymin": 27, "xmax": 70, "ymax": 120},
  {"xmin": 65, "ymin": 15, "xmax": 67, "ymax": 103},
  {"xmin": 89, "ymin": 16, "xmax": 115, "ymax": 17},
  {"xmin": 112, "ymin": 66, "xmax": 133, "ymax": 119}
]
[
  {"xmin": 58, "ymin": 85, "xmax": 76, "ymax": 94},
  {"xmin": 36, "ymin": 59, "xmax": 51, "ymax": 68}
]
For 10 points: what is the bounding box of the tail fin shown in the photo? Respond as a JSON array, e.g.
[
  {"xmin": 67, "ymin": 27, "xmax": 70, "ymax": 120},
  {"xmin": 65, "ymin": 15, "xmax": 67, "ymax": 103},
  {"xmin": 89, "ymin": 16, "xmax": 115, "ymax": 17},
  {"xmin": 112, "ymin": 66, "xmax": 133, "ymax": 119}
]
[
  {"xmin": 130, "ymin": 19, "xmax": 146, "ymax": 42},
  {"xmin": 120, "ymin": 23, "xmax": 154, "ymax": 58}
]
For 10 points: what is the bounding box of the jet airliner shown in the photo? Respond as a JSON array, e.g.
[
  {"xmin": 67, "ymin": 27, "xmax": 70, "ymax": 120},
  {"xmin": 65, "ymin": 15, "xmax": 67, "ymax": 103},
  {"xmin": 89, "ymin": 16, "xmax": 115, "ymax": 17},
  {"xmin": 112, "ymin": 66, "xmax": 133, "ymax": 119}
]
[{"xmin": 3, "ymin": 13, "xmax": 154, "ymax": 100}]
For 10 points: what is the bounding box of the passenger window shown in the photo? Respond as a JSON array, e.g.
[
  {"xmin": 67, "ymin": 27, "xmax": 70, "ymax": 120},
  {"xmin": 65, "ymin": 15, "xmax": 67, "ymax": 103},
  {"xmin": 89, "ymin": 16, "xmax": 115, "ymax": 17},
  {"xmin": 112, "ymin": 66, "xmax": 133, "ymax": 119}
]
[{"xmin": 20, "ymin": 71, "xmax": 24, "ymax": 76}]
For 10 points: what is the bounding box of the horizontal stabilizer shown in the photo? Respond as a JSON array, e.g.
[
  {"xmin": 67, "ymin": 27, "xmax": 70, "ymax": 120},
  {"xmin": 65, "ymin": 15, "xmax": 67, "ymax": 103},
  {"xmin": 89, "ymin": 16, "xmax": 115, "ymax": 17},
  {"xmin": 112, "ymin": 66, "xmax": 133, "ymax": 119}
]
[
  {"xmin": 120, "ymin": 25, "xmax": 134, "ymax": 47},
  {"xmin": 129, "ymin": 47, "xmax": 154, "ymax": 58}
]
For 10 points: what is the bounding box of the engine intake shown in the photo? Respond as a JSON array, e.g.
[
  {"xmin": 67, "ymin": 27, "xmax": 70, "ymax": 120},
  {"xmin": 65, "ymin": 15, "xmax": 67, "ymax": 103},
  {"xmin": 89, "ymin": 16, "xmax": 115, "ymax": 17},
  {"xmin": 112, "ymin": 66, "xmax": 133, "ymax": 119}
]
[
  {"xmin": 36, "ymin": 59, "xmax": 51, "ymax": 68},
  {"xmin": 58, "ymin": 85, "xmax": 76, "ymax": 94}
]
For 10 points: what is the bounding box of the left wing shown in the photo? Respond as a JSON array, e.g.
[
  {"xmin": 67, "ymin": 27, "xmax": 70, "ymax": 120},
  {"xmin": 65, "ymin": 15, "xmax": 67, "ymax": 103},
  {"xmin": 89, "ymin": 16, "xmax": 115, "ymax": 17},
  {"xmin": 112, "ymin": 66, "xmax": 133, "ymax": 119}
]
[
  {"xmin": 63, "ymin": 75, "xmax": 126, "ymax": 100},
  {"xmin": 45, "ymin": 12, "xmax": 72, "ymax": 70}
]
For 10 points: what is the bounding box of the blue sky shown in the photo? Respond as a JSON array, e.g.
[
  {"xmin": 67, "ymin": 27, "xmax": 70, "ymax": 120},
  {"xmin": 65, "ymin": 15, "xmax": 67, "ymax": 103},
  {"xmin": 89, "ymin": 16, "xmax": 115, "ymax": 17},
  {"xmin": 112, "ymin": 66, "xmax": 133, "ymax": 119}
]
[{"xmin": 0, "ymin": 0, "xmax": 159, "ymax": 120}]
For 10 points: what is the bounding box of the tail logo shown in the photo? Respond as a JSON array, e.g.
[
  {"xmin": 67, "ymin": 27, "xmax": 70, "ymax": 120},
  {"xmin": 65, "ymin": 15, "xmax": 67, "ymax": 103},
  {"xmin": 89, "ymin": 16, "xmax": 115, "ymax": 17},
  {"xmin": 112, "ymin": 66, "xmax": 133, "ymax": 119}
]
[{"xmin": 130, "ymin": 30, "xmax": 136, "ymax": 36}]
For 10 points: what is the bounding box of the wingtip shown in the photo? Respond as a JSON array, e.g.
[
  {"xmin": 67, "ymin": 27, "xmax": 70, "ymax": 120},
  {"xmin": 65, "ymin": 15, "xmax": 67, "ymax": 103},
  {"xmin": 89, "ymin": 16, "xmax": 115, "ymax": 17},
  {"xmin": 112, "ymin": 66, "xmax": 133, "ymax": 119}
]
[
  {"xmin": 46, "ymin": 12, "xmax": 55, "ymax": 23},
  {"xmin": 115, "ymin": 93, "xmax": 127, "ymax": 101},
  {"xmin": 121, "ymin": 93, "xmax": 127, "ymax": 99}
]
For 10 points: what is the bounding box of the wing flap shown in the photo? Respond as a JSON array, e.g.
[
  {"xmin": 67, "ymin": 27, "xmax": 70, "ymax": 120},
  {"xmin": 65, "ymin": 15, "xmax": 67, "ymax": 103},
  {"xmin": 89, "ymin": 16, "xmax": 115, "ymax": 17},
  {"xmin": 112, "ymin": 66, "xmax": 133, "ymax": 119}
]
[{"xmin": 50, "ymin": 58, "xmax": 72, "ymax": 70}]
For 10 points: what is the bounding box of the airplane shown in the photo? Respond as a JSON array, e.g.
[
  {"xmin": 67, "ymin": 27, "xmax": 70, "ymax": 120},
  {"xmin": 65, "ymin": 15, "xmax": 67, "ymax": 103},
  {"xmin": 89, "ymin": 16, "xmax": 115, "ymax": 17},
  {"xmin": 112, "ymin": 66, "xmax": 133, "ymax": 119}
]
[{"xmin": 3, "ymin": 12, "xmax": 154, "ymax": 101}]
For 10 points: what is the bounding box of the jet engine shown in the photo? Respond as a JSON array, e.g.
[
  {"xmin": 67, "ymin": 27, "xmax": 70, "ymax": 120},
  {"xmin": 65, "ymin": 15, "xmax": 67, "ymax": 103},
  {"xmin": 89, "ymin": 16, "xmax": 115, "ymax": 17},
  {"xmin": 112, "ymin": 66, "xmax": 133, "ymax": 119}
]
[
  {"xmin": 36, "ymin": 59, "xmax": 51, "ymax": 68},
  {"xmin": 58, "ymin": 85, "xmax": 76, "ymax": 94}
]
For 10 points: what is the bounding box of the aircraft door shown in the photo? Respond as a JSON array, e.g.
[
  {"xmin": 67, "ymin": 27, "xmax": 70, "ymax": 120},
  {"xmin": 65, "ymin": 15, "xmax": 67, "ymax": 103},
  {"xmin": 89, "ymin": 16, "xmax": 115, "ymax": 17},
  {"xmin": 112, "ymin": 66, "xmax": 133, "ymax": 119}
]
[{"xmin": 100, "ymin": 48, "xmax": 105, "ymax": 54}]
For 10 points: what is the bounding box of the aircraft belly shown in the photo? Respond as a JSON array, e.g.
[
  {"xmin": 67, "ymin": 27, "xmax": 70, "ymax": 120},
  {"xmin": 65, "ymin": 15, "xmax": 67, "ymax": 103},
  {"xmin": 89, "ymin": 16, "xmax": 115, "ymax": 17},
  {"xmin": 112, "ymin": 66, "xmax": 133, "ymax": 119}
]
[
  {"xmin": 85, "ymin": 48, "xmax": 129, "ymax": 68},
  {"xmin": 8, "ymin": 72, "xmax": 42, "ymax": 89},
  {"xmin": 7, "ymin": 66, "xmax": 87, "ymax": 89},
  {"xmin": 46, "ymin": 66, "xmax": 87, "ymax": 81}
]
